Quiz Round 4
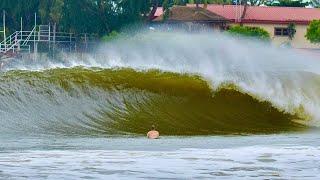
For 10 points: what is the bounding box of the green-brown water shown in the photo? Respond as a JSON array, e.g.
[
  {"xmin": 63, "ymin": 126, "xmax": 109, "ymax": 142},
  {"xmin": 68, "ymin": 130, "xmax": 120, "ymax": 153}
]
[{"xmin": 0, "ymin": 68, "xmax": 310, "ymax": 136}]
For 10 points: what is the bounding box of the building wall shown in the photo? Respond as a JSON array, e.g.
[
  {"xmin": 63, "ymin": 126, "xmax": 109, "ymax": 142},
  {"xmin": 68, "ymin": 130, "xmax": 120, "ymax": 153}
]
[{"xmin": 231, "ymin": 23, "xmax": 320, "ymax": 49}]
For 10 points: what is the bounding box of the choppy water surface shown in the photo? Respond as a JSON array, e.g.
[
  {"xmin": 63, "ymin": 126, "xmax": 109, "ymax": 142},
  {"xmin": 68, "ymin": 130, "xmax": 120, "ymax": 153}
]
[{"xmin": 0, "ymin": 133, "xmax": 320, "ymax": 179}]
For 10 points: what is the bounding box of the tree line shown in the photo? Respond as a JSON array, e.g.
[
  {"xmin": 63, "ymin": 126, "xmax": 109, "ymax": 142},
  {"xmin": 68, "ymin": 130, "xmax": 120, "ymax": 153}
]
[
  {"xmin": 0, "ymin": 0, "xmax": 319, "ymax": 38},
  {"xmin": 0, "ymin": 0, "xmax": 153, "ymax": 36}
]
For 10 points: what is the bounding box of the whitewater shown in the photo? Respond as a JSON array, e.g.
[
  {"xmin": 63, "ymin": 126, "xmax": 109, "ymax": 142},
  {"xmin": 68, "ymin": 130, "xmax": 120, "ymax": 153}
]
[{"xmin": 0, "ymin": 30, "xmax": 320, "ymax": 179}]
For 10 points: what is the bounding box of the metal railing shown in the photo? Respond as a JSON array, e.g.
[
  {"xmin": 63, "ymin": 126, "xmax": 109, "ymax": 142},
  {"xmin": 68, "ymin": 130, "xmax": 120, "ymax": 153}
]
[{"xmin": 0, "ymin": 26, "xmax": 76, "ymax": 54}]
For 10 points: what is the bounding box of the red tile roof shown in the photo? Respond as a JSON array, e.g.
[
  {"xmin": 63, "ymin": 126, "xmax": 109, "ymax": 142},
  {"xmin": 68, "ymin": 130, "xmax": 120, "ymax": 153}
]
[
  {"xmin": 153, "ymin": 6, "xmax": 229, "ymax": 22},
  {"xmin": 155, "ymin": 7, "xmax": 163, "ymax": 17},
  {"xmin": 155, "ymin": 5, "xmax": 320, "ymax": 24}
]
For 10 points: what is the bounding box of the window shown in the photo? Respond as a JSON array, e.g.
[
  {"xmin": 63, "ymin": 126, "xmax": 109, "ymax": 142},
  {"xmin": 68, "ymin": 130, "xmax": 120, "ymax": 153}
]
[{"xmin": 274, "ymin": 27, "xmax": 289, "ymax": 36}]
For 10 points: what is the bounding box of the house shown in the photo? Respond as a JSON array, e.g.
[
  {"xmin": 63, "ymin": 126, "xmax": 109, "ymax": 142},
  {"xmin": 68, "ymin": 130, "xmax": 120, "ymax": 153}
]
[
  {"xmin": 155, "ymin": 5, "xmax": 320, "ymax": 49},
  {"xmin": 152, "ymin": 6, "xmax": 230, "ymax": 31}
]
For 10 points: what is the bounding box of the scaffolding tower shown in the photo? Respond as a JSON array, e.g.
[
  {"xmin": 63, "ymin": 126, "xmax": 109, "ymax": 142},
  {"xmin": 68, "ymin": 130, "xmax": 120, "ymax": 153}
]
[{"xmin": 0, "ymin": 12, "xmax": 96, "ymax": 60}]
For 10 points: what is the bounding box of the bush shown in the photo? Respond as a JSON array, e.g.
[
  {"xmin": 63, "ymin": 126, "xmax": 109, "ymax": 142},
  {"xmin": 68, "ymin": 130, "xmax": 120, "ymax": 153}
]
[
  {"xmin": 101, "ymin": 31, "xmax": 120, "ymax": 42},
  {"xmin": 306, "ymin": 20, "xmax": 320, "ymax": 43},
  {"xmin": 227, "ymin": 25, "xmax": 270, "ymax": 41}
]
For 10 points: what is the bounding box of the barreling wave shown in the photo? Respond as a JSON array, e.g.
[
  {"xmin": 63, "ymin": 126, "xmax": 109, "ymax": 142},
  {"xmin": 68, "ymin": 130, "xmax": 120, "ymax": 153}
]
[
  {"xmin": 1, "ymin": 31, "xmax": 320, "ymax": 135},
  {"xmin": 0, "ymin": 67, "xmax": 313, "ymax": 135}
]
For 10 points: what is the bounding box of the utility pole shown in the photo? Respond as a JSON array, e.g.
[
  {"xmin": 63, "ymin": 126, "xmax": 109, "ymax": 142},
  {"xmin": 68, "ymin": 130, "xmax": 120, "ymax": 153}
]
[
  {"xmin": 34, "ymin": 13, "xmax": 37, "ymax": 61},
  {"xmin": 53, "ymin": 23, "xmax": 56, "ymax": 59},
  {"xmin": 48, "ymin": 22, "xmax": 51, "ymax": 52},
  {"xmin": 85, "ymin": 33, "xmax": 88, "ymax": 53},
  {"xmin": 3, "ymin": 10, "xmax": 6, "ymax": 52},
  {"xmin": 18, "ymin": 17, "xmax": 22, "ymax": 51},
  {"xmin": 20, "ymin": 17, "xmax": 23, "ymax": 41}
]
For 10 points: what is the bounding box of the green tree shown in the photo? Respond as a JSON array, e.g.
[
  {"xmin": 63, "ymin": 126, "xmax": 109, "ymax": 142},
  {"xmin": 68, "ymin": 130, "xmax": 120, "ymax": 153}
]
[
  {"xmin": 266, "ymin": 0, "xmax": 309, "ymax": 7},
  {"xmin": 38, "ymin": 1, "xmax": 50, "ymax": 24},
  {"xmin": 306, "ymin": 20, "xmax": 320, "ymax": 43},
  {"xmin": 311, "ymin": 0, "xmax": 320, "ymax": 7},
  {"xmin": 209, "ymin": 0, "xmax": 232, "ymax": 4},
  {"xmin": 50, "ymin": 0, "xmax": 64, "ymax": 24},
  {"xmin": 227, "ymin": 25, "xmax": 270, "ymax": 41},
  {"xmin": 249, "ymin": 0, "xmax": 266, "ymax": 5},
  {"xmin": 287, "ymin": 23, "xmax": 296, "ymax": 40},
  {"xmin": 1, "ymin": 0, "xmax": 153, "ymax": 36},
  {"xmin": 174, "ymin": 0, "xmax": 182, "ymax": 5},
  {"xmin": 1, "ymin": 0, "xmax": 41, "ymax": 31},
  {"xmin": 162, "ymin": 0, "xmax": 170, "ymax": 20}
]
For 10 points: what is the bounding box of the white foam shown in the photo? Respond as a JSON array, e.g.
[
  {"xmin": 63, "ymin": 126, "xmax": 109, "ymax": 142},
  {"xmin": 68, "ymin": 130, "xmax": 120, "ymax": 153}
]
[
  {"xmin": 0, "ymin": 145, "xmax": 319, "ymax": 179},
  {"xmin": 4, "ymin": 30, "xmax": 320, "ymax": 126}
]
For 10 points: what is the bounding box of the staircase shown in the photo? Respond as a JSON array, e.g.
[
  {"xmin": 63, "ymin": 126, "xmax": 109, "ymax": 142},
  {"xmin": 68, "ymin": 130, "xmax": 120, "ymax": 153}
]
[
  {"xmin": 0, "ymin": 24, "xmax": 76, "ymax": 58},
  {"xmin": 0, "ymin": 31, "xmax": 31, "ymax": 55}
]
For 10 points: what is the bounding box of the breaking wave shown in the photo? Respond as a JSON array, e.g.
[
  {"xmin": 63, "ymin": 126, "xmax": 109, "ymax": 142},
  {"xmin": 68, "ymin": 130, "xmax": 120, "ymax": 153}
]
[{"xmin": 1, "ymin": 31, "xmax": 320, "ymax": 135}]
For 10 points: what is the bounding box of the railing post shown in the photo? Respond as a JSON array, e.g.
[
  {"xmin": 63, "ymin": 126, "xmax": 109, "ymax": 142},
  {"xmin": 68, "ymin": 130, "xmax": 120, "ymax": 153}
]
[
  {"xmin": 34, "ymin": 13, "xmax": 36, "ymax": 53},
  {"xmin": 15, "ymin": 32, "xmax": 20, "ymax": 51},
  {"xmin": 20, "ymin": 17, "xmax": 23, "ymax": 41},
  {"xmin": 53, "ymin": 23, "xmax": 56, "ymax": 59},
  {"xmin": 85, "ymin": 33, "xmax": 88, "ymax": 53},
  {"xmin": 69, "ymin": 33, "xmax": 72, "ymax": 52},
  {"xmin": 48, "ymin": 23, "xmax": 51, "ymax": 52},
  {"xmin": 38, "ymin": 28, "xmax": 40, "ymax": 41},
  {"xmin": 34, "ymin": 13, "xmax": 37, "ymax": 61},
  {"xmin": 3, "ymin": 10, "xmax": 6, "ymax": 52}
]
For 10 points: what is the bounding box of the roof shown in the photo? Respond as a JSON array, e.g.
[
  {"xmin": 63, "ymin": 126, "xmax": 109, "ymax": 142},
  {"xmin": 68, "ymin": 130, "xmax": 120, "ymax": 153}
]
[
  {"xmin": 153, "ymin": 6, "xmax": 229, "ymax": 23},
  {"xmin": 155, "ymin": 5, "xmax": 320, "ymax": 25},
  {"xmin": 155, "ymin": 7, "xmax": 163, "ymax": 17}
]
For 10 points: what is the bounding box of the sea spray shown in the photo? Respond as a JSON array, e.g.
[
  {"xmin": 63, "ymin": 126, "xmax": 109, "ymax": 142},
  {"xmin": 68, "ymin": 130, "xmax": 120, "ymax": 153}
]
[{"xmin": 1, "ymin": 30, "xmax": 320, "ymax": 135}]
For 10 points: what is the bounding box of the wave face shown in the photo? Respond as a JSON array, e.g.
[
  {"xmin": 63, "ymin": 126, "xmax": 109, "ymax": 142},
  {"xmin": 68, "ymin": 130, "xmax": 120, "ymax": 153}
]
[
  {"xmin": 0, "ymin": 68, "xmax": 310, "ymax": 135},
  {"xmin": 1, "ymin": 31, "xmax": 320, "ymax": 135}
]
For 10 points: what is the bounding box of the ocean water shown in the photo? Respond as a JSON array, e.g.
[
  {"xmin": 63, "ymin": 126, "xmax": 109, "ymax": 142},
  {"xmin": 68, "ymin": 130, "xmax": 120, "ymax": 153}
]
[
  {"xmin": 1, "ymin": 31, "xmax": 320, "ymax": 179},
  {"xmin": 1, "ymin": 132, "xmax": 320, "ymax": 179}
]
